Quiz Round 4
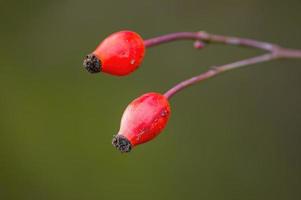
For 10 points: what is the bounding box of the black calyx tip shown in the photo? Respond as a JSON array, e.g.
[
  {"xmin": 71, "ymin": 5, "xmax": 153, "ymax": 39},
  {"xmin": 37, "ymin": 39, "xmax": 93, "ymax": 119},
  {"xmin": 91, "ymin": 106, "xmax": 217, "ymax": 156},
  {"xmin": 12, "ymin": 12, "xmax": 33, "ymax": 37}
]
[
  {"xmin": 112, "ymin": 135, "xmax": 132, "ymax": 153},
  {"xmin": 83, "ymin": 54, "xmax": 101, "ymax": 73}
]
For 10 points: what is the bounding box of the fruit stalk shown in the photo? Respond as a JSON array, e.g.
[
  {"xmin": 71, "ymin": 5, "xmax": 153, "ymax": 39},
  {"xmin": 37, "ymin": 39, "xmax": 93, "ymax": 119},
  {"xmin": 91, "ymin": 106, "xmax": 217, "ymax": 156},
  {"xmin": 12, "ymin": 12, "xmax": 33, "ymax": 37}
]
[
  {"xmin": 164, "ymin": 54, "xmax": 277, "ymax": 99},
  {"xmin": 143, "ymin": 31, "xmax": 301, "ymax": 99}
]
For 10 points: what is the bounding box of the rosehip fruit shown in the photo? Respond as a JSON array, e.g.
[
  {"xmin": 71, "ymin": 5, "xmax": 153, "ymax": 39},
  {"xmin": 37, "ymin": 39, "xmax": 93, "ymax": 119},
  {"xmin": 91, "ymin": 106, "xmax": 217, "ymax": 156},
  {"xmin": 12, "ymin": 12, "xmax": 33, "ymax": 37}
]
[
  {"xmin": 112, "ymin": 92, "xmax": 171, "ymax": 153},
  {"xmin": 83, "ymin": 30, "xmax": 145, "ymax": 76}
]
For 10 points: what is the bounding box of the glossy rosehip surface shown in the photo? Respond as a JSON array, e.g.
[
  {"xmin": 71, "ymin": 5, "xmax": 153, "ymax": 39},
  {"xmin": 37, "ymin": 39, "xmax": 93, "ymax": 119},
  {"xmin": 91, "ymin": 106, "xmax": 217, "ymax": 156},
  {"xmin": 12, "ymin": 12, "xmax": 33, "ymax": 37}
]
[
  {"xmin": 113, "ymin": 93, "xmax": 171, "ymax": 152},
  {"xmin": 93, "ymin": 30, "xmax": 145, "ymax": 76}
]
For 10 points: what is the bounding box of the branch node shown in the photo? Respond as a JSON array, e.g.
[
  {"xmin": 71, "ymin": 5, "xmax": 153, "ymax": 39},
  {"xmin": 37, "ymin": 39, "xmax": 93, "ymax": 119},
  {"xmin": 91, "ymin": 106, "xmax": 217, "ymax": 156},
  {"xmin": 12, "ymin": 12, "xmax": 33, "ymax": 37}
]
[{"xmin": 194, "ymin": 40, "xmax": 206, "ymax": 49}]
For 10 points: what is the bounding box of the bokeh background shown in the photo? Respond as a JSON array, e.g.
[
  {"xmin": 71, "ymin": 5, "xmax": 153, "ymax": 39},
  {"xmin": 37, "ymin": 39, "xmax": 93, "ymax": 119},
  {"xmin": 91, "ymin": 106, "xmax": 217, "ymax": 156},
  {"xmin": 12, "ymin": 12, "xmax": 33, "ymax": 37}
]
[{"xmin": 1, "ymin": 0, "xmax": 301, "ymax": 199}]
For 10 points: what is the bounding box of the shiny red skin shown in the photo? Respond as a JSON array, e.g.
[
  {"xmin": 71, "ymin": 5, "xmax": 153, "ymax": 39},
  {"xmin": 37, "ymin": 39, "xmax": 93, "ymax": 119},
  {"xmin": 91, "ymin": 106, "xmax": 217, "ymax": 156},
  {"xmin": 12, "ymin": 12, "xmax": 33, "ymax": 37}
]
[
  {"xmin": 93, "ymin": 30, "xmax": 145, "ymax": 76},
  {"xmin": 117, "ymin": 93, "xmax": 171, "ymax": 147}
]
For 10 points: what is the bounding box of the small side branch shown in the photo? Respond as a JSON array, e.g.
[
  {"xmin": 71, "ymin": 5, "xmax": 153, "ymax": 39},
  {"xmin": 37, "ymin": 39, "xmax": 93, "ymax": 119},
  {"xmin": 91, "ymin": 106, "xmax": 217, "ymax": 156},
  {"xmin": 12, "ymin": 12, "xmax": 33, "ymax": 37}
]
[
  {"xmin": 144, "ymin": 31, "xmax": 301, "ymax": 99},
  {"xmin": 163, "ymin": 54, "xmax": 277, "ymax": 99}
]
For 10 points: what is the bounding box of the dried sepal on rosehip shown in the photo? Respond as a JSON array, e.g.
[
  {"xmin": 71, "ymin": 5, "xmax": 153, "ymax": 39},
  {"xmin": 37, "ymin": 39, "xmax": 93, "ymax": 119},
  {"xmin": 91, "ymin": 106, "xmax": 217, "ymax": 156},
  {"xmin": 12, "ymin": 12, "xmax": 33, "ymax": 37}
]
[
  {"xmin": 112, "ymin": 92, "xmax": 171, "ymax": 153},
  {"xmin": 83, "ymin": 30, "xmax": 145, "ymax": 76}
]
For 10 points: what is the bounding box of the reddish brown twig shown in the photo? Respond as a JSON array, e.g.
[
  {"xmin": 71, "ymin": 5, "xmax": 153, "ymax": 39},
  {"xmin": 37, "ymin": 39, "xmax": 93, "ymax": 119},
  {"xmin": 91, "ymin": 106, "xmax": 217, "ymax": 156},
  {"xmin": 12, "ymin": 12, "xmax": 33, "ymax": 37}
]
[
  {"xmin": 144, "ymin": 31, "xmax": 301, "ymax": 99},
  {"xmin": 163, "ymin": 53, "xmax": 276, "ymax": 99}
]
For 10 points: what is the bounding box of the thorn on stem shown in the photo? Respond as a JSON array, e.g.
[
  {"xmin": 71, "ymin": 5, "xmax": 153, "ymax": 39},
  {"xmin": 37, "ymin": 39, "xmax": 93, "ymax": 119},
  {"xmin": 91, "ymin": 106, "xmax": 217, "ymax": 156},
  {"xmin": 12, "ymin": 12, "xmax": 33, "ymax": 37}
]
[{"xmin": 194, "ymin": 40, "xmax": 206, "ymax": 49}]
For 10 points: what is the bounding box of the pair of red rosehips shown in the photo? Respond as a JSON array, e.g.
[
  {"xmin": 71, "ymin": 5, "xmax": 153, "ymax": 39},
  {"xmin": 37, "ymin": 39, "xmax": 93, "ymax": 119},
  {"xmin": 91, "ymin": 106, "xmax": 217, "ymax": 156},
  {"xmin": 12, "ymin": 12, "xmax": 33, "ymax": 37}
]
[{"xmin": 83, "ymin": 31, "xmax": 170, "ymax": 153}]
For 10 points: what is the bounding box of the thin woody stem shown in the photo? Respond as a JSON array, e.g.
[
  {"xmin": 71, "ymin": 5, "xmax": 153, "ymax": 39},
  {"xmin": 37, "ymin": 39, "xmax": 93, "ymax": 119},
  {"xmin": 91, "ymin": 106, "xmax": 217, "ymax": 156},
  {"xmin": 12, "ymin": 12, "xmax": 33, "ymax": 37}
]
[
  {"xmin": 144, "ymin": 31, "xmax": 301, "ymax": 58},
  {"xmin": 144, "ymin": 31, "xmax": 278, "ymax": 51},
  {"xmin": 163, "ymin": 54, "xmax": 277, "ymax": 99},
  {"xmin": 143, "ymin": 31, "xmax": 301, "ymax": 99}
]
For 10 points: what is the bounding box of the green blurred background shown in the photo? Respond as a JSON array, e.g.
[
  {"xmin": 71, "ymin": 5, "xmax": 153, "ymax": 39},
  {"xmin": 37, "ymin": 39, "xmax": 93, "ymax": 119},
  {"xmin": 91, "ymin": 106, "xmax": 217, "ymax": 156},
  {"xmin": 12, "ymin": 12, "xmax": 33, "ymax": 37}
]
[{"xmin": 1, "ymin": 0, "xmax": 301, "ymax": 199}]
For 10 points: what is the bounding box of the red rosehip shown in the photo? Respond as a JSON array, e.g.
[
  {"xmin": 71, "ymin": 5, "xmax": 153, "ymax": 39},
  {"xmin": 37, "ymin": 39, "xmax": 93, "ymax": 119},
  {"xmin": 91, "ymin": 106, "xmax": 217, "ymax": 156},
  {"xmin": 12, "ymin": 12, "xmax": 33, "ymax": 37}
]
[
  {"xmin": 83, "ymin": 30, "xmax": 145, "ymax": 76},
  {"xmin": 112, "ymin": 92, "xmax": 171, "ymax": 153}
]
